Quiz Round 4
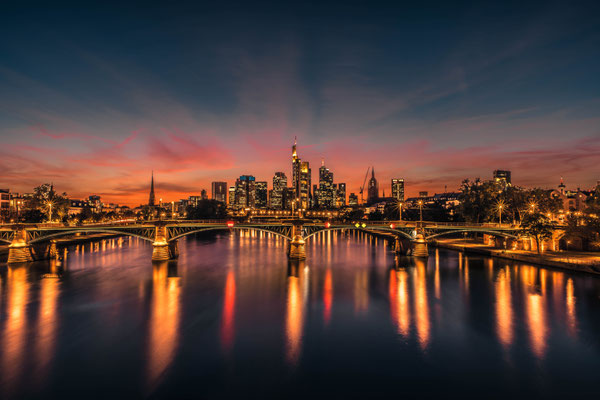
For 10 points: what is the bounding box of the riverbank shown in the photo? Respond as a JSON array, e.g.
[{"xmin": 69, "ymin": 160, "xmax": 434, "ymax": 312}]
[{"xmin": 432, "ymin": 238, "xmax": 600, "ymax": 275}]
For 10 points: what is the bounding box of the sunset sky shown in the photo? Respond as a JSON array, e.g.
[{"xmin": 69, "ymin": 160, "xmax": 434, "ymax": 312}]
[{"xmin": 1, "ymin": 1, "xmax": 599, "ymax": 206}]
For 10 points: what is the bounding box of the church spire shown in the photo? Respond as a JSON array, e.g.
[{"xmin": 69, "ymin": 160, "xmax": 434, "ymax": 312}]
[{"xmin": 149, "ymin": 171, "xmax": 156, "ymax": 206}]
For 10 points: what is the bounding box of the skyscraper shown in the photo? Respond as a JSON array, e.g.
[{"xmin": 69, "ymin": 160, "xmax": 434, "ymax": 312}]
[
  {"xmin": 270, "ymin": 172, "xmax": 287, "ymax": 209},
  {"xmin": 235, "ymin": 175, "xmax": 256, "ymax": 208},
  {"xmin": 256, "ymin": 181, "xmax": 268, "ymax": 208},
  {"xmin": 148, "ymin": 171, "xmax": 156, "ymax": 206},
  {"xmin": 291, "ymin": 138, "xmax": 311, "ymax": 209},
  {"xmin": 391, "ymin": 178, "xmax": 405, "ymax": 202},
  {"xmin": 318, "ymin": 161, "xmax": 334, "ymax": 208},
  {"xmin": 367, "ymin": 167, "xmax": 379, "ymax": 204},
  {"xmin": 335, "ymin": 183, "xmax": 346, "ymax": 207},
  {"xmin": 212, "ymin": 181, "xmax": 228, "ymax": 203}
]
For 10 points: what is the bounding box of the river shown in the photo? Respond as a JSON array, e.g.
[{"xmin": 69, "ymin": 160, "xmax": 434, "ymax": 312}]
[{"xmin": 1, "ymin": 230, "xmax": 599, "ymax": 398}]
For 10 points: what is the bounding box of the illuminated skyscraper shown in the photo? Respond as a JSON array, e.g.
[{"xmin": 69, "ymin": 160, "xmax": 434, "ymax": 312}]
[
  {"xmin": 367, "ymin": 167, "xmax": 379, "ymax": 204},
  {"xmin": 348, "ymin": 193, "xmax": 359, "ymax": 207},
  {"xmin": 211, "ymin": 181, "xmax": 228, "ymax": 203},
  {"xmin": 228, "ymin": 186, "xmax": 236, "ymax": 206},
  {"xmin": 256, "ymin": 181, "xmax": 268, "ymax": 208},
  {"xmin": 318, "ymin": 161, "xmax": 334, "ymax": 208},
  {"xmin": 234, "ymin": 175, "xmax": 256, "ymax": 208},
  {"xmin": 270, "ymin": 172, "xmax": 287, "ymax": 209},
  {"xmin": 335, "ymin": 183, "xmax": 346, "ymax": 207},
  {"xmin": 291, "ymin": 138, "xmax": 311, "ymax": 209},
  {"xmin": 391, "ymin": 179, "xmax": 405, "ymax": 202}
]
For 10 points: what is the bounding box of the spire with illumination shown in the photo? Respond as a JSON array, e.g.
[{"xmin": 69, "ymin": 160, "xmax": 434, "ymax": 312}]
[{"xmin": 149, "ymin": 171, "xmax": 156, "ymax": 206}]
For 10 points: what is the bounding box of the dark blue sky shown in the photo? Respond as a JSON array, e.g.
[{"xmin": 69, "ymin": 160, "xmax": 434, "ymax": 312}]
[{"xmin": 1, "ymin": 0, "xmax": 598, "ymax": 203}]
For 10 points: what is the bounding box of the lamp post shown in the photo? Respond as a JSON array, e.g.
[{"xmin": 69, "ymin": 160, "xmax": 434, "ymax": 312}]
[
  {"xmin": 418, "ymin": 200, "xmax": 423, "ymax": 223},
  {"xmin": 498, "ymin": 204, "xmax": 503, "ymax": 225},
  {"xmin": 398, "ymin": 201, "xmax": 403, "ymax": 222},
  {"xmin": 47, "ymin": 200, "xmax": 53, "ymax": 222}
]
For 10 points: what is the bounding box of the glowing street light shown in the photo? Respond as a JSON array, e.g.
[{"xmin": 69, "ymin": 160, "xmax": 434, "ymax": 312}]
[{"xmin": 418, "ymin": 200, "xmax": 423, "ymax": 223}]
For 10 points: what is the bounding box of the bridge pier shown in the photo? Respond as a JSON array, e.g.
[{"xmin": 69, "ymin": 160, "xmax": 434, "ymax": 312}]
[
  {"xmin": 7, "ymin": 229, "xmax": 33, "ymax": 264},
  {"xmin": 152, "ymin": 225, "xmax": 172, "ymax": 261},
  {"xmin": 411, "ymin": 234, "xmax": 429, "ymax": 258},
  {"xmin": 288, "ymin": 222, "xmax": 306, "ymax": 260}
]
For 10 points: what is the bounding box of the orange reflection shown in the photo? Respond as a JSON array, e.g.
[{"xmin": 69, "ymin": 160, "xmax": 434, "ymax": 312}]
[
  {"xmin": 566, "ymin": 278, "xmax": 576, "ymax": 337},
  {"xmin": 389, "ymin": 269, "xmax": 410, "ymax": 337},
  {"xmin": 495, "ymin": 267, "xmax": 513, "ymax": 348},
  {"xmin": 414, "ymin": 260, "xmax": 430, "ymax": 349},
  {"xmin": 286, "ymin": 275, "xmax": 304, "ymax": 365},
  {"xmin": 434, "ymin": 249, "xmax": 441, "ymax": 299},
  {"xmin": 527, "ymin": 290, "xmax": 547, "ymax": 359},
  {"xmin": 323, "ymin": 269, "xmax": 333, "ymax": 325},
  {"xmin": 221, "ymin": 271, "xmax": 236, "ymax": 353},
  {"xmin": 1, "ymin": 266, "xmax": 29, "ymax": 392},
  {"xmin": 147, "ymin": 262, "xmax": 180, "ymax": 389},
  {"xmin": 36, "ymin": 262, "xmax": 60, "ymax": 376},
  {"xmin": 353, "ymin": 269, "xmax": 369, "ymax": 314}
]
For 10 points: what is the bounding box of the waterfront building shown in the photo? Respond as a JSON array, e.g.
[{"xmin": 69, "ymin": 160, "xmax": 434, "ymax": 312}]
[
  {"xmin": 211, "ymin": 181, "xmax": 228, "ymax": 203},
  {"xmin": 493, "ymin": 169, "xmax": 512, "ymax": 188},
  {"xmin": 235, "ymin": 175, "xmax": 256, "ymax": 209},
  {"xmin": 0, "ymin": 189, "xmax": 10, "ymax": 221},
  {"xmin": 256, "ymin": 181, "xmax": 268, "ymax": 208},
  {"xmin": 335, "ymin": 183, "xmax": 346, "ymax": 208},
  {"xmin": 88, "ymin": 195, "xmax": 102, "ymax": 213},
  {"xmin": 348, "ymin": 192, "xmax": 359, "ymax": 207},
  {"xmin": 367, "ymin": 167, "xmax": 379, "ymax": 204},
  {"xmin": 391, "ymin": 179, "xmax": 405, "ymax": 202},
  {"xmin": 291, "ymin": 138, "xmax": 312, "ymax": 209}
]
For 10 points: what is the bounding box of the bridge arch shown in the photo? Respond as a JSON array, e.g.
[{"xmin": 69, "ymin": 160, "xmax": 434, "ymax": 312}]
[
  {"xmin": 168, "ymin": 226, "xmax": 292, "ymax": 242},
  {"xmin": 303, "ymin": 226, "xmax": 414, "ymax": 242},
  {"xmin": 426, "ymin": 229, "xmax": 519, "ymax": 240},
  {"xmin": 28, "ymin": 228, "xmax": 155, "ymax": 244}
]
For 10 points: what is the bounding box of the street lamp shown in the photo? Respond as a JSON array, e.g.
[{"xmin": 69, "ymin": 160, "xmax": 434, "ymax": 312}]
[
  {"xmin": 418, "ymin": 200, "xmax": 423, "ymax": 223},
  {"xmin": 397, "ymin": 201, "xmax": 404, "ymax": 222}
]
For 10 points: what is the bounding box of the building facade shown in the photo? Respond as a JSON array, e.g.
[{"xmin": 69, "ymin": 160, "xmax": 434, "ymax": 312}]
[
  {"xmin": 211, "ymin": 181, "xmax": 228, "ymax": 203},
  {"xmin": 270, "ymin": 172, "xmax": 287, "ymax": 209},
  {"xmin": 391, "ymin": 178, "xmax": 405, "ymax": 202},
  {"xmin": 234, "ymin": 175, "xmax": 256, "ymax": 209},
  {"xmin": 256, "ymin": 181, "xmax": 268, "ymax": 208},
  {"xmin": 292, "ymin": 138, "xmax": 311, "ymax": 210}
]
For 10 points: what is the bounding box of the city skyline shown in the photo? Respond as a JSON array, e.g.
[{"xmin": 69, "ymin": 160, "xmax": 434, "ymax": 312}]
[{"xmin": 1, "ymin": 1, "xmax": 599, "ymax": 205}]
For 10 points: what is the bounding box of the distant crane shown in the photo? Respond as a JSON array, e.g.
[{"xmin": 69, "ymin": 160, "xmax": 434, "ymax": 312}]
[{"xmin": 359, "ymin": 166, "xmax": 371, "ymax": 204}]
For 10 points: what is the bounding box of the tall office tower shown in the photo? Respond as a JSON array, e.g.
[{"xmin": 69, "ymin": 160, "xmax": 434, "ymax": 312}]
[
  {"xmin": 270, "ymin": 172, "xmax": 287, "ymax": 209},
  {"xmin": 234, "ymin": 175, "xmax": 256, "ymax": 208},
  {"xmin": 211, "ymin": 182, "xmax": 228, "ymax": 203},
  {"xmin": 493, "ymin": 170, "xmax": 512, "ymax": 188},
  {"xmin": 148, "ymin": 171, "xmax": 156, "ymax": 206},
  {"xmin": 291, "ymin": 138, "xmax": 312, "ymax": 209},
  {"xmin": 318, "ymin": 161, "xmax": 334, "ymax": 208},
  {"xmin": 367, "ymin": 167, "xmax": 379, "ymax": 204},
  {"xmin": 256, "ymin": 181, "xmax": 268, "ymax": 208},
  {"xmin": 391, "ymin": 179, "xmax": 405, "ymax": 202},
  {"xmin": 228, "ymin": 186, "xmax": 236, "ymax": 206},
  {"xmin": 282, "ymin": 187, "xmax": 295, "ymax": 210},
  {"xmin": 335, "ymin": 183, "xmax": 346, "ymax": 207},
  {"xmin": 348, "ymin": 193, "xmax": 359, "ymax": 207}
]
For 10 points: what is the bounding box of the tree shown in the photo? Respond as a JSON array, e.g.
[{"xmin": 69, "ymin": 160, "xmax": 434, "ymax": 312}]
[
  {"xmin": 25, "ymin": 184, "xmax": 70, "ymax": 222},
  {"xmin": 186, "ymin": 200, "xmax": 227, "ymax": 220},
  {"xmin": 521, "ymin": 212, "xmax": 554, "ymax": 254},
  {"xmin": 458, "ymin": 178, "xmax": 502, "ymax": 223},
  {"xmin": 564, "ymin": 204, "xmax": 600, "ymax": 250}
]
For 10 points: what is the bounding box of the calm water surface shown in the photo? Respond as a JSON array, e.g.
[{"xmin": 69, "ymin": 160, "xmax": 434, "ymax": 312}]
[{"xmin": 1, "ymin": 231, "xmax": 600, "ymax": 399}]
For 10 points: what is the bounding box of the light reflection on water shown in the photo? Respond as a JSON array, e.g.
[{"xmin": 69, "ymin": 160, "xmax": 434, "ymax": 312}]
[{"xmin": 0, "ymin": 230, "xmax": 599, "ymax": 398}]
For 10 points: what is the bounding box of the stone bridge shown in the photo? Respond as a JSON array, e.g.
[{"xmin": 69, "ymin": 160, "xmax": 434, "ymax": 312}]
[{"xmin": 0, "ymin": 220, "xmax": 523, "ymax": 264}]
